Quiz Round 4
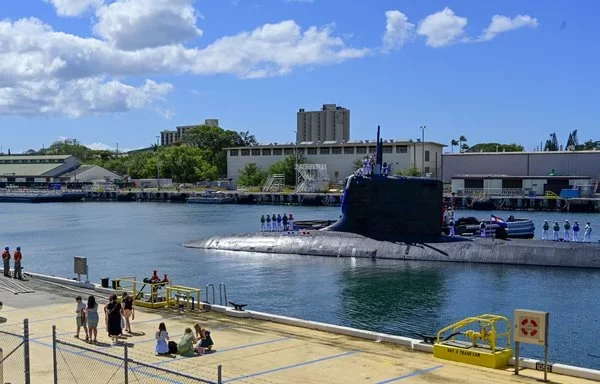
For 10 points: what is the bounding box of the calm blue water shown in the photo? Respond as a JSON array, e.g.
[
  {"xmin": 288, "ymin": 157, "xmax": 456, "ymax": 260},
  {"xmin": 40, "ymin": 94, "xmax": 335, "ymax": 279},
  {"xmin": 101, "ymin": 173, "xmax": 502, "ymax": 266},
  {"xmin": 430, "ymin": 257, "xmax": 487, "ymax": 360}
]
[{"xmin": 0, "ymin": 202, "xmax": 599, "ymax": 369}]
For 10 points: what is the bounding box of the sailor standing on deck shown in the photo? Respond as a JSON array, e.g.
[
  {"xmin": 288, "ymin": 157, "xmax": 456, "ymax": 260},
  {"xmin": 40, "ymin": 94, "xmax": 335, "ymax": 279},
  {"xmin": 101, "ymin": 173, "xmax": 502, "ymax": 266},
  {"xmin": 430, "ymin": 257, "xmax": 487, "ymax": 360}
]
[
  {"xmin": 552, "ymin": 221, "xmax": 560, "ymax": 241},
  {"xmin": 2, "ymin": 247, "xmax": 10, "ymax": 277},
  {"xmin": 449, "ymin": 218, "xmax": 456, "ymax": 237},
  {"xmin": 288, "ymin": 213, "xmax": 294, "ymax": 231},
  {"xmin": 282, "ymin": 213, "xmax": 288, "ymax": 231},
  {"xmin": 260, "ymin": 215, "xmax": 266, "ymax": 232},
  {"xmin": 542, "ymin": 220, "xmax": 549, "ymax": 240},
  {"xmin": 272, "ymin": 214, "xmax": 277, "ymax": 231},
  {"xmin": 13, "ymin": 247, "xmax": 23, "ymax": 279},
  {"xmin": 572, "ymin": 221, "xmax": 580, "ymax": 242},
  {"xmin": 584, "ymin": 222, "xmax": 592, "ymax": 242},
  {"xmin": 276, "ymin": 214, "xmax": 282, "ymax": 231},
  {"xmin": 480, "ymin": 220, "xmax": 487, "ymax": 238},
  {"xmin": 564, "ymin": 220, "xmax": 571, "ymax": 241},
  {"xmin": 265, "ymin": 214, "xmax": 272, "ymax": 231}
]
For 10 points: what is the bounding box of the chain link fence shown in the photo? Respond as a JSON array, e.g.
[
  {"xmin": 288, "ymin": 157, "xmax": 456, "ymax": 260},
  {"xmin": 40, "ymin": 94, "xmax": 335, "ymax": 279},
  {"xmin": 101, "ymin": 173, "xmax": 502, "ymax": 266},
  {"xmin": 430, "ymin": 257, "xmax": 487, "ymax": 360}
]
[{"xmin": 0, "ymin": 319, "xmax": 31, "ymax": 384}]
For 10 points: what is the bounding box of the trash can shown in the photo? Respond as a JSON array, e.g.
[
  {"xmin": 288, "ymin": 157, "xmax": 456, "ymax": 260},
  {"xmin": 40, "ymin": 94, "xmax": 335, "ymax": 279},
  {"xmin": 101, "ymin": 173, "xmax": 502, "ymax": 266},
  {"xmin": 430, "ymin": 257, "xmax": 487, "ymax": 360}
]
[
  {"xmin": 112, "ymin": 280, "xmax": 120, "ymax": 290},
  {"xmin": 101, "ymin": 278, "xmax": 109, "ymax": 288}
]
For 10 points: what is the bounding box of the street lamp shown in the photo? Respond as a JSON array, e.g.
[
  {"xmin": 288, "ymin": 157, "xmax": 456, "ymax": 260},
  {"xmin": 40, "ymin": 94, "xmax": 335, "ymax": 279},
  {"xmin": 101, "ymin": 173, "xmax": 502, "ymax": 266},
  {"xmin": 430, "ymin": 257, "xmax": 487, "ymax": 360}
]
[
  {"xmin": 155, "ymin": 136, "xmax": 160, "ymax": 191},
  {"xmin": 420, "ymin": 126, "xmax": 426, "ymax": 176}
]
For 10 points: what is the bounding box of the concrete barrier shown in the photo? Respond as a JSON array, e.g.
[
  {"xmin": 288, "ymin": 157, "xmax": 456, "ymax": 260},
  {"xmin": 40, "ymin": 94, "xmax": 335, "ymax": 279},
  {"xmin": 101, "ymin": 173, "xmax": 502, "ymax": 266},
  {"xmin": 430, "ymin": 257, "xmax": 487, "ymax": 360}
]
[{"xmin": 27, "ymin": 272, "xmax": 95, "ymax": 290}]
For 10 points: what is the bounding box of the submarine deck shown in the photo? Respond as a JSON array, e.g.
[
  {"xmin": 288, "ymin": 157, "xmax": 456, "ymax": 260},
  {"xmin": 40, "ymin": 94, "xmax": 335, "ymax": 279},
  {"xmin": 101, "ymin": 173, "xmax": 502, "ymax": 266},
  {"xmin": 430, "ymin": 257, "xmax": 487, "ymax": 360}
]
[{"xmin": 0, "ymin": 277, "xmax": 596, "ymax": 383}]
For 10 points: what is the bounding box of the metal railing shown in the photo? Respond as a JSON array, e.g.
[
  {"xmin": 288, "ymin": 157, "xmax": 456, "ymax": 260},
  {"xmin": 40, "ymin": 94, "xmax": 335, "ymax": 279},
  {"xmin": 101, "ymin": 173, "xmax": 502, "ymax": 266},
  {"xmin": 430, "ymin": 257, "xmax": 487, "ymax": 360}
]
[
  {"xmin": 0, "ymin": 319, "xmax": 30, "ymax": 384},
  {"xmin": 457, "ymin": 188, "xmax": 525, "ymax": 197}
]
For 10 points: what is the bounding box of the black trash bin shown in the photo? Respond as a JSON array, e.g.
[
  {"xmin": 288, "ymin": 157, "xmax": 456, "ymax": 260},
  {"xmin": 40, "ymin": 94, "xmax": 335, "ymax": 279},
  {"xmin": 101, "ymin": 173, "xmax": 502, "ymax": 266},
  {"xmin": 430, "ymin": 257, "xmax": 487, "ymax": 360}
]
[
  {"xmin": 101, "ymin": 278, "xmax": 109, "ymax": 288},
  {"xmin": 112, "ymin": 280, "xmax": 120, "ymax": 290}
]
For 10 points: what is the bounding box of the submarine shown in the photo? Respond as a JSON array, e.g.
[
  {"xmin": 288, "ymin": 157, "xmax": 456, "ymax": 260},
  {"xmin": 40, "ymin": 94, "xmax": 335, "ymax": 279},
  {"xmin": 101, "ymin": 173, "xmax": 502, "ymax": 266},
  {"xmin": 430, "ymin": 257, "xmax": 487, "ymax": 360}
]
[{"xmin": 185, "ymin": 127, "xmax": 600, "ymax": 269}]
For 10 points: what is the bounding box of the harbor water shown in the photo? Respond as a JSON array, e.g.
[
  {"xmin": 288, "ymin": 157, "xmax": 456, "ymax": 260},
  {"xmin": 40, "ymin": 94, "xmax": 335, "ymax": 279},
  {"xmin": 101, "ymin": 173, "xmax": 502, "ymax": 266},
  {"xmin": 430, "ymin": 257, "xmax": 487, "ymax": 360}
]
[{"xmin": 1, "ymin": 202, "xmax": 599, "ymax": 369}]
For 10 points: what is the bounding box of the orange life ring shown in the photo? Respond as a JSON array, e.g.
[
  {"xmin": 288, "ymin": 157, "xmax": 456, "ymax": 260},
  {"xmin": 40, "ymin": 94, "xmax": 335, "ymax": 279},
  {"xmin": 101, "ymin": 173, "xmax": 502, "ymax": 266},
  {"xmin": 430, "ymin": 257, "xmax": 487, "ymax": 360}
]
[{"xmin": 520, "ymin": 318, "xmax": 539, "ymax": 337}]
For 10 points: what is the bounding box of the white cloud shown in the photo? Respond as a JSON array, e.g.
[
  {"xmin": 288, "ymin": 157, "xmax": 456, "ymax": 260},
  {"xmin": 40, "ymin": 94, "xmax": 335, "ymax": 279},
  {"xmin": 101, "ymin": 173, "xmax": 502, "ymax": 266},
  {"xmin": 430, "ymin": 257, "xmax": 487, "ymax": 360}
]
[
  {"xmin": 45, "ymin": 0, "xmax": 104, "ymax": 17},
  {"xmin": 94, "ymin": 0, "xmax": 203, "ymax": 50},
  {"xmin": 417, "ymin": 7, "xmax": 467, "ymax": 47},
  {"xmin": 0, "ymin": 15, "xmax": 365, "ymax": 117},
  {"xmin": 382, "ymin": 10, "xmax": 414, "ymax": 52},
  {"xmin": 86, "ymin": 142, "xmax": 114, "ymax": 151},
  {"xmin": 479, "ymin": 15, "xmax": 538, "ymax": 42}
]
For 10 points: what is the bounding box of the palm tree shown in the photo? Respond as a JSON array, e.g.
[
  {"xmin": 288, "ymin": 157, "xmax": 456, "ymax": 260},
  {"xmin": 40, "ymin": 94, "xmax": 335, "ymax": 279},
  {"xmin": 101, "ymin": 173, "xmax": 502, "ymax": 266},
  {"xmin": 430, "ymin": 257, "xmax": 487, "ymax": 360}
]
[
  {"xmin": 458, "ymin": 136, "xmax": 467, "ymax": 153},
  {"xmin": 450, "ymin": 139, "xmax": 459, "ymax": 153}
]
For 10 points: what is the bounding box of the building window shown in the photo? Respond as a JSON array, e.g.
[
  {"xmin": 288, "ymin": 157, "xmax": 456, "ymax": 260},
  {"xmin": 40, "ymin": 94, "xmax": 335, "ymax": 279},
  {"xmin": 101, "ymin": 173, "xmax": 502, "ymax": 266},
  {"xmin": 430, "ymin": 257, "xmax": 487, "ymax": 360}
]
[
  {"xmin": 296, "ymin": 148, "xmax": 305, "ymax": 155},
  {"xmin": 396, "ymin": 145, "xmax": 408, "ymax": 153},
  {"xmin": 334, "ymin": 171, "xmax": 339, "ymax": 178},
  {"xmin": 251, "ymin": 149, "xmax": 261, "ymax": 156},
  {"xmin": 368, "ymin": 147, "xmax": 376, "ymax": 153},
  {"xmin": 356, "ymin": 146, "xmax": 367, "ymax": 154},
  {"xmin": 230, "ymin": 149, "xmax": 239, "ymax": 156},
  {"xmin": 332, "ymin": 147, "xmax": 342, "ymax": 155},
  {"xmin": 425, "ymin": 150, "xmax": 430, "ymax": 161},
  {"xmin": 262, "ymin": 149, "xmax": 271, "ymax": 156},
  {"xmin": 241, "ymin": 149, "xmax": 250, "ymax": 156},
  {"xmin": 382, "ymin": 146, "xmax": 392, "ymax": 153},
  {"xmin": 283, "ymin": 148, "xmax": 293, "ymax": 155},
  {"xmin": 307, "ymin": 148, "xmax": 317, "ymax": 155},
  {"xmin": 425, "ymin": 167, "xmax": 430, "ymax": 173},
  {"xmin": 274, "ymin": 148, "xmax": 283, "ymax": 155},
  {"xmin": 320, "ymin": 147, "xmax": 330, "ymax": 155},
  {"xmin": 7, "ymin": 177, "xmax": 15, "ymax": 182},
  {"xmin": 344, "ymin": 147, "xmax": 354, "ymax": 154},
  {"xmin": 26, "ymin": 177, "xmax": 34, "ymax": 183}
]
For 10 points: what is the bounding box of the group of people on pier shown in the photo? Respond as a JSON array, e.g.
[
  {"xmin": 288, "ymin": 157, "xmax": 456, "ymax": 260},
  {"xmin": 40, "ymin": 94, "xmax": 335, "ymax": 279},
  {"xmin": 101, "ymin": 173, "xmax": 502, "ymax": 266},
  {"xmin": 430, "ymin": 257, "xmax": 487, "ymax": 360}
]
[
  {"xmin": 2, "ymin": 246, "xmax": 23, "ymax": 279},
  {"xmin": 260, "ymin": 213, "xmax": 294, "ymax": 232},
  {"xmin": 155, "ymin": 322, "xmax": 214, "ymax": 356},
  {"xmin": 75, "ymin": 292, "xmax": 135, "ymax": 345},
  {"xmin": 542, "ymin": 220, "xmax": 592, "ymax": 242}
]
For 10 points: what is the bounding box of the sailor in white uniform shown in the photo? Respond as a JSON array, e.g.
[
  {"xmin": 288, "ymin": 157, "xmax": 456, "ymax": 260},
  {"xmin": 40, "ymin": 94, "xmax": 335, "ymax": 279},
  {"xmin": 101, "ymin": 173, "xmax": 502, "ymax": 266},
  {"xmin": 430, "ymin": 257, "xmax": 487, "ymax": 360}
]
[
  {"xmin": 449, "ymin": 218, "xmax": 456, "ymax": 237},
  {"xmin": 584, "ymin": 222, "xmax": 592, "ymax": 242}
]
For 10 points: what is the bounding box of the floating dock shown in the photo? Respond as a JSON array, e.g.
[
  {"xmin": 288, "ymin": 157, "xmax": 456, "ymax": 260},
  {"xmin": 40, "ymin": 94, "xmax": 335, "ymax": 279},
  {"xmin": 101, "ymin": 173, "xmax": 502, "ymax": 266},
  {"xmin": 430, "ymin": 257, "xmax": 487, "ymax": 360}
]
[{"xmin": 1, "ymin": 275, "xmax": 598, "ymax": 383}]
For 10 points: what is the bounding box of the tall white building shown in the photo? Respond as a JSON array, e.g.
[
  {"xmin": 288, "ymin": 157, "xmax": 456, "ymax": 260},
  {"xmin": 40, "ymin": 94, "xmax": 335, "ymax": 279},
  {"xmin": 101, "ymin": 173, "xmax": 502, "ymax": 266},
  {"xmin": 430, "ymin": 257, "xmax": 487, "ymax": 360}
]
[{"xmin": 296, "ymin": 104, "xmax": 349, "ymax": 144}]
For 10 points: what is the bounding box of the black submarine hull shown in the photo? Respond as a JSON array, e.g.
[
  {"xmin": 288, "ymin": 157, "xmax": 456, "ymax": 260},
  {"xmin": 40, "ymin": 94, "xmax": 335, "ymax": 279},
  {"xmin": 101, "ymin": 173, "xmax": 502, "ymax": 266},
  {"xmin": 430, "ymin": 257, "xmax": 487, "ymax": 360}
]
[{"xmin": 184, "ymin": 231, "xmax": 600, "ymax": 269}]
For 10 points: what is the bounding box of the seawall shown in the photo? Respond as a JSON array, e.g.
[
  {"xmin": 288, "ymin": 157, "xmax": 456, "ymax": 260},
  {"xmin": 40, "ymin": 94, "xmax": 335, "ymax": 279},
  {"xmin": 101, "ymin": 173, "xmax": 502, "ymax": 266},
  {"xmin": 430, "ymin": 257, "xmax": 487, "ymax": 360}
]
[{"xmin": 185, "ymin": 231, "xmax": 600, "ymax": 269}]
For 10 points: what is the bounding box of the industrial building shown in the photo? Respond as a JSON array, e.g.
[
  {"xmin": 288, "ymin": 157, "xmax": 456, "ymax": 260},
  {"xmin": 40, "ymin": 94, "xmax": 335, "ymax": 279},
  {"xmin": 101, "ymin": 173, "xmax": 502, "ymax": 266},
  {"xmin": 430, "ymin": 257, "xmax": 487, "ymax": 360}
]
[
  {"xmin": 226, "ymin": 139, "xmax": 445, "ymax": 184},
  {"xmin": 296, "ymin": 104, "xmax": 350, "ymax": 144},
  {"xmin": 442, "ymin": 151, "xmax": 600, "ymax": 183},
  {"xmin": 0, "ymin": 155, "xmax": 78, "ymax": 184},
  {"xmin": 61, "ymin": 165, "xmax": 122, "ymax": 183},
  {"xmin": 160, "ymin": 119, "xmax": 219, "ymax": 146}
]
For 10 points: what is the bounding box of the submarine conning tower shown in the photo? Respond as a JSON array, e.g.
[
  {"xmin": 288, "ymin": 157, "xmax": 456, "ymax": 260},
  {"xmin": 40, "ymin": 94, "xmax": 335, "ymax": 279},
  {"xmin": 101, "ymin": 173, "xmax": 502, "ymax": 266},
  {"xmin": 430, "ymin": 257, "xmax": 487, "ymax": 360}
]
[{"xmin": 324, "ymin": 126, "xmax": 443, "ymax": 241}]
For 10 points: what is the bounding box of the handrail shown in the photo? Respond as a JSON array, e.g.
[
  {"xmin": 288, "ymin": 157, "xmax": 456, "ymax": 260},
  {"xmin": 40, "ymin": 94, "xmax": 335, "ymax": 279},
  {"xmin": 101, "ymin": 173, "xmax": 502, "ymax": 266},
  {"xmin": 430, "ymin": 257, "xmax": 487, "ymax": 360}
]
[
  {"xmin": 436, "ymin": 314, "xmax": 511, "ymax": 353},
  {"xmin": 219, "ymin": 283, "xmax": 228, "ymax": 307},
  {"xmin": 205, "ymin": 284, "xmax": 215, "ymax": 304}
]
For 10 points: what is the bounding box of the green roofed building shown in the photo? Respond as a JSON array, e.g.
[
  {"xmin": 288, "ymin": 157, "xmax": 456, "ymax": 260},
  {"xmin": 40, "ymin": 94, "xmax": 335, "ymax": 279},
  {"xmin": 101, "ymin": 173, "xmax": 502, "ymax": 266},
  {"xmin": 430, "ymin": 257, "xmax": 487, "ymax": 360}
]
[{"xmin": 0, "ymin": 155, "xmax": 78, "ymax": 183}]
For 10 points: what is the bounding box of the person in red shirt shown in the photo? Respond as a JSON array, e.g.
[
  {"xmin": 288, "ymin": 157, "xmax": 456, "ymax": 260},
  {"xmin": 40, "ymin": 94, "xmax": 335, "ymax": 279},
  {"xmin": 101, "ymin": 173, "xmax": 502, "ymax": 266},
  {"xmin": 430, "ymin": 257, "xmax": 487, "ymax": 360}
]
[
  {"xmin": 13, "ymin": 247, "xmax": 23, "ymax": 280},
  {"xmin": 2, "ymin": 247, "xmax": 10, "ymax": 277}
]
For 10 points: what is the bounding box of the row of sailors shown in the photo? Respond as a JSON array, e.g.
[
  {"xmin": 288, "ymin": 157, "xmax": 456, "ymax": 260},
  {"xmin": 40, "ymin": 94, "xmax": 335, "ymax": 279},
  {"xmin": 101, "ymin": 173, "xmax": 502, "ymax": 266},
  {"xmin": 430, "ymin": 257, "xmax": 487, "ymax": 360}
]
[
  {"xmin": 355, "ymin": 158, "xmax": 393, "ymax": 177},
  {"xmin": 542, "ymin": 220, "xmax": 592, "ymax": 242},
  {"xmin": 260, "ymin": 213, "xmax": 294, "ymax": 232}
]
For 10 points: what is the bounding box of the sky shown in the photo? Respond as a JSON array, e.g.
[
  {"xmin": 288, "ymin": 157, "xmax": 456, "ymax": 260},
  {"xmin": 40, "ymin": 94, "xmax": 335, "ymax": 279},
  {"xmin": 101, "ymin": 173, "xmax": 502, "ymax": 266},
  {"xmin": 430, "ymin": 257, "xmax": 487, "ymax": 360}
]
[{"xmin": 0, "ymin": 0, "xmax": 598, "ymax": 153}]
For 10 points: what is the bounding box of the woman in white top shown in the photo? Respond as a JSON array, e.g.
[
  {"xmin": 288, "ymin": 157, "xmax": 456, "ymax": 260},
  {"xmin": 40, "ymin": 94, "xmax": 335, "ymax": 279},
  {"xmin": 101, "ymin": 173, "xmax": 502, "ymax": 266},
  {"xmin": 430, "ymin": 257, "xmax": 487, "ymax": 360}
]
[{"xmin": 155, "ymin": 322, "xmax": 169, "ymax": 355}]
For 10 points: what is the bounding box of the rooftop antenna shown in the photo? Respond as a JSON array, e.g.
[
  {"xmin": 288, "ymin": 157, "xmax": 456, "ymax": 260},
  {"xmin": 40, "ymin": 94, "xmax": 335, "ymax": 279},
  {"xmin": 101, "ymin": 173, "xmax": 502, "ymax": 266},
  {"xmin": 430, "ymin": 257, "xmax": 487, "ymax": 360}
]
[{"xmin": 374, "ymin": 125, "xmax": 383, "ymax": 175}]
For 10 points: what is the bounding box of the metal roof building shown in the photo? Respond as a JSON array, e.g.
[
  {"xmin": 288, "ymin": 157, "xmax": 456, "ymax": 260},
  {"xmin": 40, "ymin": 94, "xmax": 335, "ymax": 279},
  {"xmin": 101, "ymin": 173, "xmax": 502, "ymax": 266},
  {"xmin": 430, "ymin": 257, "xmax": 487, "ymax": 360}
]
[{"xmin": 0, "ymin": 155, "xmax": 78, "ymax": 183}]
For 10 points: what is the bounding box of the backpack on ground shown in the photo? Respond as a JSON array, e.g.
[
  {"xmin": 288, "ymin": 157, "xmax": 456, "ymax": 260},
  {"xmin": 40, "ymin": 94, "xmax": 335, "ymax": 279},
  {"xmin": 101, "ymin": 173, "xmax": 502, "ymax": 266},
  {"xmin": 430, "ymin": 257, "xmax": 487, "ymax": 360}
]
[{"xmin": 168, "ymin": 341, "xmax": 178, "ymax": 354}]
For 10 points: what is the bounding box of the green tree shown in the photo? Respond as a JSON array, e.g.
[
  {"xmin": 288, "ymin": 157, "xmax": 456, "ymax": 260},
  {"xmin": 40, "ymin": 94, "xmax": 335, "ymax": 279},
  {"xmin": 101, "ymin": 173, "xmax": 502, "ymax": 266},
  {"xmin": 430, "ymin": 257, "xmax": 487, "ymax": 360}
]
[
  {"xmin": 450, "ymin": 139, "xmax": 459, "ymax": 153},
  {"xmin": 458, "ymin": 136, "xmax": 467, "ymax": 153},
  {"xmin": 544, "ymin": 133, "xmax": 559, "ymax": 151},
  {"xmin": 157, "ymin": 146, "xmax": 218, "ymax": 183},
  {"xmin": 394, "ymin": 166, "xmax": 421, "ymax": 176},
  {"xmin": 566, "ymin": 129, "xmax": 579, "ymax": 149},
  {"xmin": 238, "ymin": 163, "xmax": 268, "ymax": 187},
  {"xmin": 575, "ymin": 139, "xmax": 600, "ymax": 151},
  {"xmin": 466, "ymin": 143, "xmax": 524, "ymax": 152},
  {"xmin": 268, "ymin": 154, "xmax": 306, "ymax": 185}
]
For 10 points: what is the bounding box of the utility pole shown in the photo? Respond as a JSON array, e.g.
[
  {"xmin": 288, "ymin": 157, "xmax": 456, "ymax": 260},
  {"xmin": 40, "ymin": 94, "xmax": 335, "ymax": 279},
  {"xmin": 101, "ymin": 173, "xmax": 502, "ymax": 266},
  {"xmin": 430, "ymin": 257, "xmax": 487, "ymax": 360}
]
[
  {"xmin": 420, "ymin": 126, "xmax": 426, "ymax": 176},
  {"xmin": 156, "ymin": 136, "xmax": 160, "ymax": 191},
  {"xmin": 294, "ymin": 130, "xmax": 298, "ymax": 187},
  {"xmin": 116, "ymin": 143, "xmax": 119, "ymax": 155}
]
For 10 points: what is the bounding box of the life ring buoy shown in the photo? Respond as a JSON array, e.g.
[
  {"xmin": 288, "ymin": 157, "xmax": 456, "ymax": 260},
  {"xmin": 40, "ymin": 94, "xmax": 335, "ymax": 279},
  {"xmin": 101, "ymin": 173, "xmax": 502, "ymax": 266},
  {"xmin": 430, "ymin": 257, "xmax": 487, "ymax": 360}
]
[{"xmin": 520, "ymin": 318, "xmax": 538, "ymax": 337}]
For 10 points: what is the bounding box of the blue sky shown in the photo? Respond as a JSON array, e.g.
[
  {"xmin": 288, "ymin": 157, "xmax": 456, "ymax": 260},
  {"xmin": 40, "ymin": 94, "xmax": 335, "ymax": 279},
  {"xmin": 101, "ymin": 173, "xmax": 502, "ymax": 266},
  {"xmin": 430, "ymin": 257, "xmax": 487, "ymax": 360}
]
[{"xmin": 1, "ymin": 0, "xmax": 598, "ymax": 153}]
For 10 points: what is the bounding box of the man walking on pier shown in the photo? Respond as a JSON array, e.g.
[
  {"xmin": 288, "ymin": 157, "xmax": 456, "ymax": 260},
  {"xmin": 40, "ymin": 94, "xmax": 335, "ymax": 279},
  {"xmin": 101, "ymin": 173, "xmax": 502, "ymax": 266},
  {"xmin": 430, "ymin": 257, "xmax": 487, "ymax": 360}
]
[
  {"xmin": 542, "ymin": 220, "xmax": 549, "ymax": 240},
  {"xmin": 584, "ymin": 222, "xmax": 592, "ymax": 242},
  {"xmin": 564, "ymin": 220, "xmax": 571, "ymax": 241},
  {"xmin": 13, "ymin": 246, "xmax": 22, "ymax": 279},
  {"xmin": 552, "ymin": 222, "xmax": 560, "ymax": 241},
  {"xmin": 2, "ymin": 247, "xmax": 10, "ymax": 277}
]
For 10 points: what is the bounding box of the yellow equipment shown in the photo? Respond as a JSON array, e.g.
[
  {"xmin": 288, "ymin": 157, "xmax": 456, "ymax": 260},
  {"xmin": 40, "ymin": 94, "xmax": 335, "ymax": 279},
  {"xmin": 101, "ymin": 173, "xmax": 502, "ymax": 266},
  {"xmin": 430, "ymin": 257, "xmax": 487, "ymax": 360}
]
[{"xmin": 433, "ymin": 314, "xmax": 513, "ymax": 369}]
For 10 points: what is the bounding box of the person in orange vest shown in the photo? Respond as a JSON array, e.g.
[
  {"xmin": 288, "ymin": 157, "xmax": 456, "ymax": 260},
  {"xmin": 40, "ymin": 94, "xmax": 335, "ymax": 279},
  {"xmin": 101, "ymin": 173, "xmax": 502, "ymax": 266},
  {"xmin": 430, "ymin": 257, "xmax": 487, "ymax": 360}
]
[
  {"xmin": 13, "ymin": 247, "xmax": 23, "ymax": 280},
  {"xmin": 2, "ymin": 247, "xmax": 10, "ymax": 277}
]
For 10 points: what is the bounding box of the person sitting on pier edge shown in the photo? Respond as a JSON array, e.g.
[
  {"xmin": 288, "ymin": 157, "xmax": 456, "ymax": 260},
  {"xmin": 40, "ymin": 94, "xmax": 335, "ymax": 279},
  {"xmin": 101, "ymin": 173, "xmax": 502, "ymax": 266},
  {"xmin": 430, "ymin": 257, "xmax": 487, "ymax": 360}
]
[
  {"xmin": 282, "ymin": 213, "xmax": 288, "ymax": 231},
  {"xmin": 194, "ymin": 323, "xmax": 214, "ymax": 354},
  {"xmin": 177, "ymin": 327, "xmax": 197, "ymax": 357},
  {"xmin": 552, "ymin": 221, "xmax": 560, "ymax": 241},
  {"xmin": 584, "ymin": 222, "xmax": 592, "ymax": 242},
  {"xmin": 572, "ymin": 221, "xmax": 580, "ymax": 242},
  {"xmin": 265, "ymin": 213, "xmax": 271, "ymax": 231},
  {"xmin": 564, "ymin": 220, "xmax": 571, "ymax": 241},
  {"xmin": 480, "ymin": 220, "xmax": 487, "ymax": 238},
  {"xmin": 2, "ymin": 247, "xmax": 11, "ymax": 277},
  {"xmin": 542, "ymin": 220, "xmax": 549, "ymax": 240},
  {"xmin": 13, "ymin": 246, "xmax": 23, "ymax": 279},
  {"xmin": 449, "ymin": 218, "xmax": 456, "ymax": 237},
  {"xmin": 260, "ymin": 215, "xmax": 266, "ymax": 232},
  {"xmin": 276, "ymin": 214, "xmax": 282, "ymax": 231}
]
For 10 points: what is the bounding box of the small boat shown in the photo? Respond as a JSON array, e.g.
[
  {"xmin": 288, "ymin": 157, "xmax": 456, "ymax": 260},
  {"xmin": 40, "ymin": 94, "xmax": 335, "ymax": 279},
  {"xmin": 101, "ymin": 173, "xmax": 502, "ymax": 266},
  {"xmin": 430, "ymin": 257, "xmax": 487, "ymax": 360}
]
[
  {"xmin": 450, "ymin": 216, "xmax": 535, "ymax": 239},
  {"xmin": 187, "ymin": 190, "xmax": 234, "ymax": 204}
]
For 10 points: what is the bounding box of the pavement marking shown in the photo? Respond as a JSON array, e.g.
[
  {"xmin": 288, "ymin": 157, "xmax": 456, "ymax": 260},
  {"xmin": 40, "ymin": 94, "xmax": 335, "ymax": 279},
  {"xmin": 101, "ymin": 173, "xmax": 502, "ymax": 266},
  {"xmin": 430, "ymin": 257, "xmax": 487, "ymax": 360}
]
[
  {"xmin": 375, "ymin": 365, "xmax": 444, "ymax": 384},
  {"xmin": 223, "ymin": 350, "xmax": 361, "ymax": 383},
  {"xmin": 153, "ymin": 336, "xmax": 293, "ymax": 366}
]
